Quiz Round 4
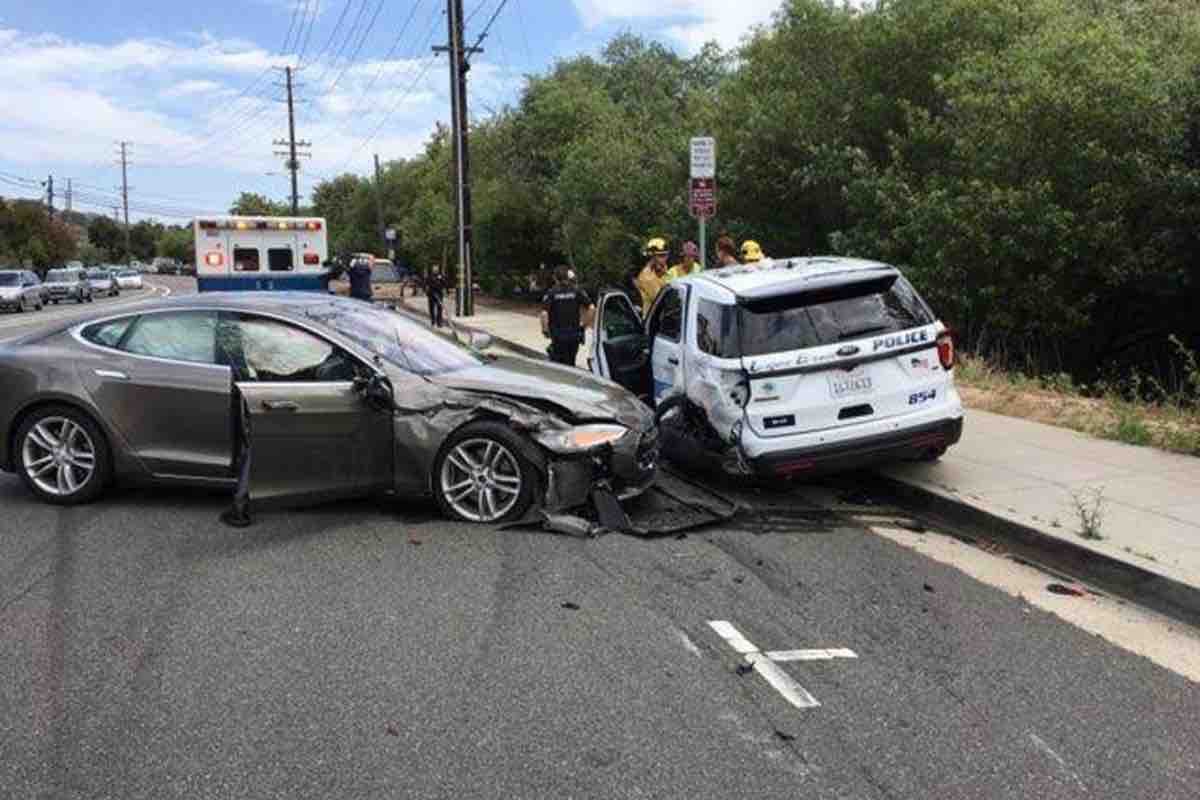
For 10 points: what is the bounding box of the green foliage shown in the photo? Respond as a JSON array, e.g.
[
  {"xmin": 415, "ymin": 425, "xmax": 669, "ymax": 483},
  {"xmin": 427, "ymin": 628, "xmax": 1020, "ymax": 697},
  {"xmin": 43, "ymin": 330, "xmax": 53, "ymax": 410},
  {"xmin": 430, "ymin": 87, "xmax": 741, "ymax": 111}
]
[
  {"xmin": 229, "ymin": 192, "xmax": 291, "ymax": 216},
  {"xmin": 301, "ymin": 2, "xmax": 1200, "ymax": 393},
  {"xmin": 157, "ymin": 227, "xmax": 193, "ymax": 263},
  {"xmin": 0, "ymin": 198, "xmax": 77, "ymax": 271}
]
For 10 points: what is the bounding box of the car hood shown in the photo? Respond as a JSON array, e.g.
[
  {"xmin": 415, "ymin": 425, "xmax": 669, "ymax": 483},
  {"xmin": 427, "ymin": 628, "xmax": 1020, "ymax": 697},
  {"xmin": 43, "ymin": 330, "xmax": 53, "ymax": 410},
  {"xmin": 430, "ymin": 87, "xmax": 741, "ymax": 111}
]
[{"xmin": 429, "ymin": 356, "xmax": 654, "ymax": 432}]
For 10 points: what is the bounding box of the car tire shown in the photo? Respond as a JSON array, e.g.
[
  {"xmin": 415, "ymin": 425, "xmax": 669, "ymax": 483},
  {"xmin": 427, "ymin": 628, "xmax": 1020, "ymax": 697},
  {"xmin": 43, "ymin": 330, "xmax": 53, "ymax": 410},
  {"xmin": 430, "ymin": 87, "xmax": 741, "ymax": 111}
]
[
  {"xmin": 433, "ymin": 421, "xmax": 538, "ymax": 524},
  {"xmin": 15, "ymin": 405, "xmax": 111, "ymax": 506}
]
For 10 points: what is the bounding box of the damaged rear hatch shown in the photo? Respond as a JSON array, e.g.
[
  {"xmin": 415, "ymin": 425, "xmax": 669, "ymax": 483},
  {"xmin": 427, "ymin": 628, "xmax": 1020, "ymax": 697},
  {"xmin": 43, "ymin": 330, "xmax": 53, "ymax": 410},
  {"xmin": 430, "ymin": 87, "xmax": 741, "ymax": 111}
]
[{"xmin": 731, "ymin": 270, "xmax": 952, "ymax": 437}]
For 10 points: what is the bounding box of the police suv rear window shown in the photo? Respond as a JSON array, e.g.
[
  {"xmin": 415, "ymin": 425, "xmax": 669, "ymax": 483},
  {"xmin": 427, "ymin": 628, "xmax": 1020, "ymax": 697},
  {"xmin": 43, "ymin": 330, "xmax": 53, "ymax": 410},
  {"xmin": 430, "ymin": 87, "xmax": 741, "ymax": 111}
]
[{"xmin": 727, "ymin": 275, "xmax": 932, "ymax": 358}]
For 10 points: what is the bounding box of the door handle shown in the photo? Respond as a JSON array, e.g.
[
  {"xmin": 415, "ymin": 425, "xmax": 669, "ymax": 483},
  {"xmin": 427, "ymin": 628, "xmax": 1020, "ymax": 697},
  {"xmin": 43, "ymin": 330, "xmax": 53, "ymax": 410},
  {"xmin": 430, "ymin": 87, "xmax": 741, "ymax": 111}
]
[
  {"xmin": 668, "ymin": 356, "xmax": 680, "ymax": 366},
  {"xmin": 262, "ymin": 400, "xmax": 300, "ymax": 412},
  {"xmin": 94, "ymin": 369, "xmax": 129, "ymax": 380}
]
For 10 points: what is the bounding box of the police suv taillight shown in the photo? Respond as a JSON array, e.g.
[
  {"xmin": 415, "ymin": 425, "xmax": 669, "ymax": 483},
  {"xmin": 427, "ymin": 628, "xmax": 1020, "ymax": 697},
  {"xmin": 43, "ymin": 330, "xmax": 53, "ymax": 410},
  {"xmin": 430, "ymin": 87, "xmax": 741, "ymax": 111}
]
[{"xmin": 937, "ymin": 331, "xmax": 955, "ymax": 370}]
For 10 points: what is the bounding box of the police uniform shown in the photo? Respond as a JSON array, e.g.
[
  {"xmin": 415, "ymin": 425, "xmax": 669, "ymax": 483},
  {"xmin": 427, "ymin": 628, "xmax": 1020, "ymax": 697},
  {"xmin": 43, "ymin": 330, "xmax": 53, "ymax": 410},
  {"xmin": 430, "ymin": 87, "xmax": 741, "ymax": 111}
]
[{"xmin": 542, "ymin": 284, "xmax": 592, "ymax": 366}]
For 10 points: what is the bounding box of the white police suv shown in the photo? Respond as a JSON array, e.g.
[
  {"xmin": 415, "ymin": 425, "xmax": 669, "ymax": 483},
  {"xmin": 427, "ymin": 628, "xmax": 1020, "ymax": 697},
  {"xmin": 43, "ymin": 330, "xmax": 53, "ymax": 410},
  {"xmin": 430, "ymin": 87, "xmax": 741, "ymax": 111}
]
[{"xmin": 588, "ymin": 257, "xmax": 963, "ymax": 477}]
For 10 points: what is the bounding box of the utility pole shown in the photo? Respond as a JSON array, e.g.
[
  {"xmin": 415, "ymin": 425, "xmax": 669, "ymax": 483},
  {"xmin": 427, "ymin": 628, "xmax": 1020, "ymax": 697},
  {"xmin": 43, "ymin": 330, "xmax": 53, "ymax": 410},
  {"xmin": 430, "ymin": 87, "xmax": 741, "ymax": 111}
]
[
  {"xmin": 43, "ymin": 175, "xmax": 54, "ymax": 217},
  {"xmin": 65, "ymin": 178, "xmax": 72, "ymax": 213},
  {"xmin": 117, "ymin": 141, "xmax": 132, "ymax": 261},
  {"xmin": 373, "ymin": 154, "xmax": 387, "ymax": 257},
  {"xmin": 273, "ymin": 66, "xmax": 311, "ymax": 216},
  {"xmin": 435, "ymin": 0, "xmax": 480, "ymax": 316}
]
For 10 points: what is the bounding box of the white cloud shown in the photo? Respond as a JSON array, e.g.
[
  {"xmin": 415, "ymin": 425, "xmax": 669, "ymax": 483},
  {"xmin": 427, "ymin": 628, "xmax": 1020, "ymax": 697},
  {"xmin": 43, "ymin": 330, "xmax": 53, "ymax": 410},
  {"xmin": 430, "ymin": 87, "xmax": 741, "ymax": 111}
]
[
  {"xmin": 571, "ymin": 0, "xmax": 781, "ymax": 51},
  {"xmin": 0, "ymin": 24, "xmax": 523, "ymax": 217}
]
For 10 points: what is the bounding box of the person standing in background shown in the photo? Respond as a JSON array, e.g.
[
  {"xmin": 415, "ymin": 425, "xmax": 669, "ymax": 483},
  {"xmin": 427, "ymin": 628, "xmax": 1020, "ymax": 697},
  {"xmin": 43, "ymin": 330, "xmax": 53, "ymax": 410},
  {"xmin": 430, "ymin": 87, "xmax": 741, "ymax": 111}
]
[
  {"xmin": 348, "ymin": 255, "xmax": 374, "ymax": 302},
  {"xmin": 427, "ymin": 266, "xmax": 445, "ymax": 328},
  {"xmin": 540, "ymin": 266, "xmax": 594, "ymax": 367},
  {"xmin": 667, "ymin": 241, "xmax": 702, "ymax": 282},
  {"xmin": 715, "ymin": 236, "xmax": 739, "ymax": 267},
  {"xmin": 635, "ymin": 237, "xmax": 670, "ymax": 315}
]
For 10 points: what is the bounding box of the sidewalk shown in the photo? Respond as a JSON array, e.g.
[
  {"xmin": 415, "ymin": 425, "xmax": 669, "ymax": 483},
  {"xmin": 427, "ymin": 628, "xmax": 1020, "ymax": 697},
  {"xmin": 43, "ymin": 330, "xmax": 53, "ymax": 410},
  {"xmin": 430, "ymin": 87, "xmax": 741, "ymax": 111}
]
[{"xmin": 402, "ymin": 295, "xmax": 1200, "ymax": 602}]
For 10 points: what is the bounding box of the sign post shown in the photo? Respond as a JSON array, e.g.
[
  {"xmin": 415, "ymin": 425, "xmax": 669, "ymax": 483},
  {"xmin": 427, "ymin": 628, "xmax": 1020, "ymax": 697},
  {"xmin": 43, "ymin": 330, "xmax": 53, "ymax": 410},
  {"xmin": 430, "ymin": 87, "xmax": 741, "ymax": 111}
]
[
  {"xmin": 689, "ymin": 137, "xmax": 716, "ymax": 269},
  {"xmin": 385, "ymin": 227, "xmax": 396, "ymax": 261}
]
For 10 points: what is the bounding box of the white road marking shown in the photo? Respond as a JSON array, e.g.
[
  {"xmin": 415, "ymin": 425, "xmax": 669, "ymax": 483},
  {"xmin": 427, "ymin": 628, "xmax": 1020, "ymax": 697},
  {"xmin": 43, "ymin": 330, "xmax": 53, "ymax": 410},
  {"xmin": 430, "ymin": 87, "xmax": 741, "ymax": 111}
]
[
  {"xmin": 708, "ymin": 620, "xmax": 857, "ymax": 710},
  {"xmin": 1029, "ymin": 732, "xmax": 1088, "ymax": 791},
  {"xmin": 745, "ymin": 653, "xmax": 821, "ymax": 709},
  {"xmin": 765, "ymin": 648, "xmax": 858, "ymax": 662},
  {"xmin": 675, "ymin": 629, "xmax": 702, "ymax": 657}
]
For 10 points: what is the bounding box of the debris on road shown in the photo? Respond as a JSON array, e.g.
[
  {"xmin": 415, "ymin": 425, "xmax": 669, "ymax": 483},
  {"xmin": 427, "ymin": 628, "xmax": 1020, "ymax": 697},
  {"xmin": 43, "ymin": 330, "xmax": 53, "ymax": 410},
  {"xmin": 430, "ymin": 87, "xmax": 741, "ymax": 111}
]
[
  {"xmin": 408, "ymin": 537, "xmax": 422, "ymax": 546},
  {"xmin": 923, "ymin": 583, "xmax": 936, "ymax": 593},
  {"xmin": 561, "ymin": 602, "xmax": 581, "ymax": 611},
  {"xmin": 735, "ymin": 662, "xmax": 754, "ymax": 676},
  {"xmin": 1046, "ymin": 582, "xmax": 1088, "ymax": 597},
  {"xmin": 385, "ymin": 724, "xmax": 400, "ymax": 737}
]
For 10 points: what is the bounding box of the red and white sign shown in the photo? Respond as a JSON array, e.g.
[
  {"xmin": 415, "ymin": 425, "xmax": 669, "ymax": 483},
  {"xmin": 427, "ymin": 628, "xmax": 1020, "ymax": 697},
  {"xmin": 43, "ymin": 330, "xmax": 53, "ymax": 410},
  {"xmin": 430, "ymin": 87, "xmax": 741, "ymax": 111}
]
[{"xmin": 689, "ymin": 177, "xmax": 716, "ymax": 218}]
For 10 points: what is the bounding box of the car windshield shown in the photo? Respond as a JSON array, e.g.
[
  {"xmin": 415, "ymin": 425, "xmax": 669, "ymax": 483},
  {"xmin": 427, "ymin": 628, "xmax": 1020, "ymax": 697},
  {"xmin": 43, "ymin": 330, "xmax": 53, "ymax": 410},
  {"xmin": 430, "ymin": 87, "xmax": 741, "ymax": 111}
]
[
  {"xmin": 0, "ymin": 273, "xmax": 19, "ymax": 287},
  {"xmin": 305, "ymin": 300, "xmax": 485, "ymax": 375},
  {"xmin": 712, "ymin": 274, "xmax": 934, "ymax": 358},
  {"xmin": 119, "ymin": 270, "xmax": 137, "ymax": 277},
  {"xmin": 87, "ymin": 269, "xmax": 108, "ymax": 279},
  {"xmin": 45, "ymin": 269, "xmax": 71, "ymax": 282}
]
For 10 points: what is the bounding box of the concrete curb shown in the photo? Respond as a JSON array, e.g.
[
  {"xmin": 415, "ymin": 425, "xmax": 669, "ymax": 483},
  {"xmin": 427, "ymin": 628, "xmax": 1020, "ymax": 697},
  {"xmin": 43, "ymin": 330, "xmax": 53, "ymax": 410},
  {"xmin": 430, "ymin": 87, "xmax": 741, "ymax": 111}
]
[{"xmin": 871, "ymin": 474, "xmax": 1200, "ymax": 628}]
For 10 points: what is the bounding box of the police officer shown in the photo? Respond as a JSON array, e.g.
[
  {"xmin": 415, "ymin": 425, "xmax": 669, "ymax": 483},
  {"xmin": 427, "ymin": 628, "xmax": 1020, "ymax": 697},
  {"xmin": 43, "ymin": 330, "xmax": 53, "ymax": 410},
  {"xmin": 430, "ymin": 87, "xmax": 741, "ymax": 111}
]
[
  {"xmin": 427, "ymin": 266, "xmax": 445, "ymax": 328},
  {"xmin": 348, "ymin": 254, "xmax": 374, "ymax": 301},
  {"xmin": 540, "ymin": 266, "xmax": 594, "ymax": 367}
]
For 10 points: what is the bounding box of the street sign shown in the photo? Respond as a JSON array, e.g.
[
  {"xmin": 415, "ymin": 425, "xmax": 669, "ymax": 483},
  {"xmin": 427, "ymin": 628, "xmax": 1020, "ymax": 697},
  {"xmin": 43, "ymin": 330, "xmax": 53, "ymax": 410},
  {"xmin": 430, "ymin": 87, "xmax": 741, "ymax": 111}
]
[
  {"xmin": 385, "ymin": 227, "xmax": 397, "ymax": 241},
  {"xmin": 690, "ymin": 136, "xmax": 715, "ymax": 179},
  {"xmin": 689, "ymin": 177, "xmax": 716, "ymax": 218}
]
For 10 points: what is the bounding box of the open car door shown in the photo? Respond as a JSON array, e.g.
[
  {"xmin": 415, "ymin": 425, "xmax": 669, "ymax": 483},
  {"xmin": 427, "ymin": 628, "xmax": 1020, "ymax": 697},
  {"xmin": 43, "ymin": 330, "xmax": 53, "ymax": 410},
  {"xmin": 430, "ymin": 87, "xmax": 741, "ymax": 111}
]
[
  {"xmin": 223, "ymin": 311, "xmax": 394, "ymax": 507},
  {"xmin": 589, "ymin": 290, "xmax": 652, "ymax": 402}
]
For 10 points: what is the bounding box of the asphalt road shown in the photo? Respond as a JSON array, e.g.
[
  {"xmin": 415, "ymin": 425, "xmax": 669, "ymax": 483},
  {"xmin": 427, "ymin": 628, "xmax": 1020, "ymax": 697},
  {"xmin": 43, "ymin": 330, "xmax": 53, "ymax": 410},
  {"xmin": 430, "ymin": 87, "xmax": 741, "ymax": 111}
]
[
  {"xmin": 1, "ymin": 275, "xmax": 1198, "ymax": 797},
  {"xmin": 2, "ymin": 466, "xmax": 1199, "ymax": 799}
]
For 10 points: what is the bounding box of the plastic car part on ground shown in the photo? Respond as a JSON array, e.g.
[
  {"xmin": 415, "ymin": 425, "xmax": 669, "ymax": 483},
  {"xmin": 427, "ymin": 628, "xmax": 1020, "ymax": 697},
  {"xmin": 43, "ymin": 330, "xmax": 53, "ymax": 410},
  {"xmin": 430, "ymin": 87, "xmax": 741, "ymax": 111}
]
[{"xmin": 504, "ymin": 467, "xmax": 742, "ymax": 539}]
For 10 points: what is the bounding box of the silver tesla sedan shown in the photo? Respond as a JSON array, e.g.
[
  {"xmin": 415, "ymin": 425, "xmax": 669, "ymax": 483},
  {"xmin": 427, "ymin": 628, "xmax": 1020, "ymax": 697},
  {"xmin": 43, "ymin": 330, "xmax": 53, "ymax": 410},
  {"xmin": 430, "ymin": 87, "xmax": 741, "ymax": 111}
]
[{"xmin": 0, "ymin": 293, "xmax": 658, "ymax": 523}]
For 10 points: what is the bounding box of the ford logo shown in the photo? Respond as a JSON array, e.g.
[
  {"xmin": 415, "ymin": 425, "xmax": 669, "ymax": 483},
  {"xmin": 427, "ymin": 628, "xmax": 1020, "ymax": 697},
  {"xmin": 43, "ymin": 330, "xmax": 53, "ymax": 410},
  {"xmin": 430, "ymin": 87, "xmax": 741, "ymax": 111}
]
[{"xmin": 837, "ymin": 345, "xmax": 861, "ymax": 357}]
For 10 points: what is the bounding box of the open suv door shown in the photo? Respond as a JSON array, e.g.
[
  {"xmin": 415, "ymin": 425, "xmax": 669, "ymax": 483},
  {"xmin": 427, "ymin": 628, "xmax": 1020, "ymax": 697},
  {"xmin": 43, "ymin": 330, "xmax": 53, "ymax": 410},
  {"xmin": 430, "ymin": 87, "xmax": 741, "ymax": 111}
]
[{"xmin": 588, "ymin": 290, "xmax": 652, "ymax": 402}]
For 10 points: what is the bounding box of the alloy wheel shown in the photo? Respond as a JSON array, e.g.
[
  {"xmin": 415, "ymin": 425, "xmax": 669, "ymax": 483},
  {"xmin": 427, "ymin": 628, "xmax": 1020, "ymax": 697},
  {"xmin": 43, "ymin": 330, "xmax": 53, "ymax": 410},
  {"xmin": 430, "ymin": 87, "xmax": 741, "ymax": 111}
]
[
  {"xmin": 22, "ymin": 416, "xmax": 97, "ymax": 497},
  {"xmin": 439, "ymin": 438, "xmax": 523, "ymax": 523}
]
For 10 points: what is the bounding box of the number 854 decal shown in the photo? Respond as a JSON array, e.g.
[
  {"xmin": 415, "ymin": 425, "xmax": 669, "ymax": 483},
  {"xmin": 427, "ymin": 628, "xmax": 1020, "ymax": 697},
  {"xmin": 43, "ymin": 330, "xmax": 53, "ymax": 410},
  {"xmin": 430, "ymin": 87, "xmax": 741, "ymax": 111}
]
[{"xmin": 909, "ymin": 389, "xmax": 938, "ymax": 406}]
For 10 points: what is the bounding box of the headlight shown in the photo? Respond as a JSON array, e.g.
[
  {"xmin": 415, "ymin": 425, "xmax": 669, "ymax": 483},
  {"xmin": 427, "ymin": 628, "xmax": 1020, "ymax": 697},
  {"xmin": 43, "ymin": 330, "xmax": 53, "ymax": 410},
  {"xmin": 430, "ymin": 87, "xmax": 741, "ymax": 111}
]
[{"xmin": 536, "ymin": 424, "xmax": 630, "ymax": 453}]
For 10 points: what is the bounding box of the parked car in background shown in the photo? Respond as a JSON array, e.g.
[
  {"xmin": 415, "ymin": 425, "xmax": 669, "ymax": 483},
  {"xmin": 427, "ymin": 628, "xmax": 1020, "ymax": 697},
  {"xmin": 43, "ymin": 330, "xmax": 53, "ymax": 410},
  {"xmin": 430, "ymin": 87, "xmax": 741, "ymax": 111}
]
[
  {"xmin": 115, "ymin": 269, "xmax": 143, "ymax": 290},
  {"xmin": 0, "ymin": 270, "xmax": 44, "ymax": 313},
  {"xmin": 43, "ymin": 267, "xmax": 94, "ymax": 304},
  {"xmin": 154, "ymin": 257, "xmax": 181, "ymax": 275},
  {"xmin": 87, "ymin": 268, "xmax": 120, "ymax": 298}
]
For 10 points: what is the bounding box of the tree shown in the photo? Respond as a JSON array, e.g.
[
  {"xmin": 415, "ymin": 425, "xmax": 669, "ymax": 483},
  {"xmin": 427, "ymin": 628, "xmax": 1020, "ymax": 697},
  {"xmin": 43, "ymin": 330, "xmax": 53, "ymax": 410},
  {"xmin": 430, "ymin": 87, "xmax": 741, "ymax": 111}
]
[
  {"xmin": 229, "ymin": 192, "xmax": 290, "ymax": 216},
  {"xmin": 88, "ymin": 216, "xmax": 124, "ymax": 258},
  {"xmin": 157, "ymin": 227, "xmax": 193, "ymax": 264}
]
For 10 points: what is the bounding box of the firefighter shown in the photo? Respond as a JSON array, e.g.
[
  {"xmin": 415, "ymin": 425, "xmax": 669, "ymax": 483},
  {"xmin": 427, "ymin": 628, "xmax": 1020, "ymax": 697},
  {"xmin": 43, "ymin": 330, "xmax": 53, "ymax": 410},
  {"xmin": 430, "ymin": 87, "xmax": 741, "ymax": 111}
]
[
  {"xmin": 740, "ymin": 240, "xmax": 766, "ymax": 265},
  {"xmin": 666, "ymin": 241, "xmax": 702, "ymax": 281},
  {"xmin": 635, "ymin": 237, "xmax": 670, "ymax": 315},
  {"xmin": 540, "ymin": 266, "xmax": 594, "ymax": 367}
]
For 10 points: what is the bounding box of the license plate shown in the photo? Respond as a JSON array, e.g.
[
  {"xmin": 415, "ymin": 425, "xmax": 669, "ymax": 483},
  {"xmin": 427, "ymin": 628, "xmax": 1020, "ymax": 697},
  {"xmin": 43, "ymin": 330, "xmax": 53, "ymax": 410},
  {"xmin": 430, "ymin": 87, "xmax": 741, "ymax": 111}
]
[{"xmin": 828, "ymin": 367, "xmax": 873, "ymax": 399}]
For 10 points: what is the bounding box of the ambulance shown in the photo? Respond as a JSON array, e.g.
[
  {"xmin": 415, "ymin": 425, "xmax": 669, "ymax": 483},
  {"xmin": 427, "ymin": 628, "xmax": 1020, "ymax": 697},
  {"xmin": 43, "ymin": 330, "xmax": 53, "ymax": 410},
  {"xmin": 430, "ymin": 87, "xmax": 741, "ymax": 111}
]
[{"xmin": 193, "ymin": 216, "xmax": 329, "ymax": 293}]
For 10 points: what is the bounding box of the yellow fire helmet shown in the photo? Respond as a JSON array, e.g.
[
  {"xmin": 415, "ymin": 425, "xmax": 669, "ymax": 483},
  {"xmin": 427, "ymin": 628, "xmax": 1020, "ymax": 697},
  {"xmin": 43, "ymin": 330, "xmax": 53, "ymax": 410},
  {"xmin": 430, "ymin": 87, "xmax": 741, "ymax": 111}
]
[
  {"xmin": 643, "ymin": 237, "xmax": 669, "ymax": 256},
  {"xmin": 740, "ymin": 240, "xmax": 765, "ymax": 263}
]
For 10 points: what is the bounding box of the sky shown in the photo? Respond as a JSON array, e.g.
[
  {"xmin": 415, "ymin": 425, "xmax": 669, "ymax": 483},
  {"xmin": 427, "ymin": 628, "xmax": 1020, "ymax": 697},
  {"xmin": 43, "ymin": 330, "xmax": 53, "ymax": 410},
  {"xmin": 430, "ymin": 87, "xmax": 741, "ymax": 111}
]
[{"xmin": 0, "ymin": 0, "xmax": 784, "ymax": 223}]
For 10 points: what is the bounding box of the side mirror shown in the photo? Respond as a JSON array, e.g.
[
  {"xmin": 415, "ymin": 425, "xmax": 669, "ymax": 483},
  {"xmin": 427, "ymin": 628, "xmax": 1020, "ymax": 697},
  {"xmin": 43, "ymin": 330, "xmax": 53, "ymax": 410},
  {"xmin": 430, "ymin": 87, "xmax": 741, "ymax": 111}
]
[
  {"xmin": 355, "ymin": 373, "xmax": 393, "ymax": 412},
  {"xmin": 468, "ymin": 331, "xmax": 494, "ymax": 351}
]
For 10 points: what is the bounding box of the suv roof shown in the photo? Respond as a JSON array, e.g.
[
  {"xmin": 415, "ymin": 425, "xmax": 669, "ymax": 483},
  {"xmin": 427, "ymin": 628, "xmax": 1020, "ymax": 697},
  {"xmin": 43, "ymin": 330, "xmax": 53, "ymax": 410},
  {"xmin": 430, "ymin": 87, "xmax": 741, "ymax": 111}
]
[{"xmin": 689, "ymin": 256, "xmax": 899, "ymax": 304}]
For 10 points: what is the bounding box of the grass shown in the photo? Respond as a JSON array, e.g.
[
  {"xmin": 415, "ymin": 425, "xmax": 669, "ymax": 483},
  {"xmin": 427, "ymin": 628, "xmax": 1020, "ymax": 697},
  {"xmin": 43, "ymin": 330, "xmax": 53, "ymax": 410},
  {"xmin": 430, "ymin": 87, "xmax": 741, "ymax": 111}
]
[
  {"xmin": 1071, "ymin": 488, "xmax": 1105, "ymax": 541},
  {"xmin": 955, "ymin": 352, "xmax": 1200, "ymax": 457}
]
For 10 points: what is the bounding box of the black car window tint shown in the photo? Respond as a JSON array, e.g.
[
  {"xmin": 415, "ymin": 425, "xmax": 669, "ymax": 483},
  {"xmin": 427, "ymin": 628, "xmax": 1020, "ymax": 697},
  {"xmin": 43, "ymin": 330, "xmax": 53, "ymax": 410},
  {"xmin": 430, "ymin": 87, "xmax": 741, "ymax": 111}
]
[
  {"xmin": 233, "ymin": 248, "xmax": 261, "ymax": 272},
  {"xmin": 121, "ymin": 312, "xmax": 218, "ymax": 364},
  {"xmin": 0, "ymin": 273, "xmax": 18, "ymax": 287},
  {"xmin": 697, "ymin": 299, "xmax": 734, "ymax": 357},
  {"xmin": 234, "ymin": 316, "xmax": 358, "ymax": 382},
  {"xmin": 268, "ymin": 248, "xmax": 294, "ymax": 272},
  {"xmin": 656, "ymin": 289, "xmax": 683, "ymax": 342},
  {"xmin": 81, "ymin": 317, "xmax": 136, "ymax": 348},
  {"xmin": 603, "ymin": 296, "xmax": 641, "ymax": 338}
]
